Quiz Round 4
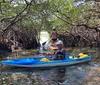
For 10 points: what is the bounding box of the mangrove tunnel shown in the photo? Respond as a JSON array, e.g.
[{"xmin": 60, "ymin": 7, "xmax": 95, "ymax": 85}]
[
  {"xmin": 0, "ymin": 25, "xmax": 100, "ymax": 52},
  {"xmin": 0, "ymin": 0, "xmax": 100, "ymax": 51}
]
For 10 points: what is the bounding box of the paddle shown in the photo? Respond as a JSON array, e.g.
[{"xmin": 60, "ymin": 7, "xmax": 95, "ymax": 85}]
[
  {"xmin": 42, "ymin": 38, "xmax": 51, "ymax": 46},
  {"xmin": 42, "ymin": 41, "xmax": 47, "ymax": 46},
  {"xmin": 41, "ymin": 38, "xmax": 51, "ymax": 51}
]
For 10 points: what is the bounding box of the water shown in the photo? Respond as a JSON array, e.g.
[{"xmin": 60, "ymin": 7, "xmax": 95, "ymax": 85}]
[{"xmin": 0, "ymin": 62, "xmax": 100, "ymax": 85}]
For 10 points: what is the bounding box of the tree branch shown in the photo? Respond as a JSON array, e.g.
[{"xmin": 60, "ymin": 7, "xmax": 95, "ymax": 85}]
[
  {"xmin": 54, "ymin": 14, "xmax": 74, "ymax": 26},
  {"xmin": 2, "ymin": 0, "xmax": 32, "ymax": 32},
  {"xmin": 56, "ymin": 10, "xmax": 72, "ymax": 22}
]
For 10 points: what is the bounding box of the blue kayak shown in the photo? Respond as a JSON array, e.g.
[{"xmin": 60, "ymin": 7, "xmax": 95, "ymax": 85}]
[{"xmin": 1, "ymin": 55, "xmax": 91, "ymax": 67}]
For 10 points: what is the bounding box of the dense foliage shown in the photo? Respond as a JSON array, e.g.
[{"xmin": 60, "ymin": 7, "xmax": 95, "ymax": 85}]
[
  {"xmin": 0, "ymin": 0, "xmax": 96, "ymax": 32},
  {"xmin": 0, "ymin": 0, "xmax": 100, "ymax": 48}
]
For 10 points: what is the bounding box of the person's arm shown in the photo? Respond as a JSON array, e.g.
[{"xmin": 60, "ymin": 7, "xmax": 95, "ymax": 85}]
[{"xmin": 42, "ymin": 51, "xmax": 54, "ymax": 55}]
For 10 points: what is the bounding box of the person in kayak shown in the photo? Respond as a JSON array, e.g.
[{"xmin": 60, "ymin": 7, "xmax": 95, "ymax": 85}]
[
  {"xmin": 50, "ymin": 28, "xmax": 57, "ymax": 42},
  {"xmin": 53, "ymin": 40, "xmax": 66, "ymax": 60},
  {"xmin": 44, "ymin": 40, "xmax": 66, "ymax": 60}
]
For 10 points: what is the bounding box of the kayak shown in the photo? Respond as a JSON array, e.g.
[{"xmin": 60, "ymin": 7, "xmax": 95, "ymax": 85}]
[
  {"xmin": 49, "ymin": 40, "xmax": 58, "ymax": 51},
  {"xmin": 1, "ymin": 55, "xmax": 91, "ymax": 67},
  {"xmin": 49, "ymin": 44, "xmax": 58, "ymax": 51},
  {"xmin": 42, "ymin": 38, "xmax": 58, "ymax": 51}
]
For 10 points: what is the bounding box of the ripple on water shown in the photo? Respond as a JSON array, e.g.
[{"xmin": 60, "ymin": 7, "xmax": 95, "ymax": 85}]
[{"xmin": 0, "ymin": 64, "xmax": 100, "ymax": 85}]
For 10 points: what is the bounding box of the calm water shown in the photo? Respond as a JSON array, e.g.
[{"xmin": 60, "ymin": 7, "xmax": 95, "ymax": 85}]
[{"xmin": 0, "ymin": 47, "xmax": 100, "ymax": 85}]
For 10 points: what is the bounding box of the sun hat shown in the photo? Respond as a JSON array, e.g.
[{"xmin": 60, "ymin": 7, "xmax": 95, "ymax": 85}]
[{"xmin": 56, "ymin": 40, "xmax": 63, "ymax": 45}]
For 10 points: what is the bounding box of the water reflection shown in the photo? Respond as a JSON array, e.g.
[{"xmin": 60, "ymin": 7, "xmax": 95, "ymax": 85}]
[{"xmin": 50, "ymin": 67, "xmax": 66, "ymax": 84}]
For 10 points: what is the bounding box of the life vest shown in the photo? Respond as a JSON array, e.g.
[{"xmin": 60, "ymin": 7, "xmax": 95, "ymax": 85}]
[
  {"xmin": 54, "ymin": 49, "xmax": 65, "ymax": 60},
  {"xmin": 50, "ymin": 41, "xmax": 56, "ymax": 46}
]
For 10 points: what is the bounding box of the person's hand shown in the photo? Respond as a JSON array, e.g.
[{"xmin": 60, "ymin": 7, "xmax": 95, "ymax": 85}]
[
  {"xmin": 42, "ymin": 52, "xmax": 46, "ymax": 55},
  {"xmin": 45, "ymin": 52, "xmax": 49, "ymax": 56}
]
